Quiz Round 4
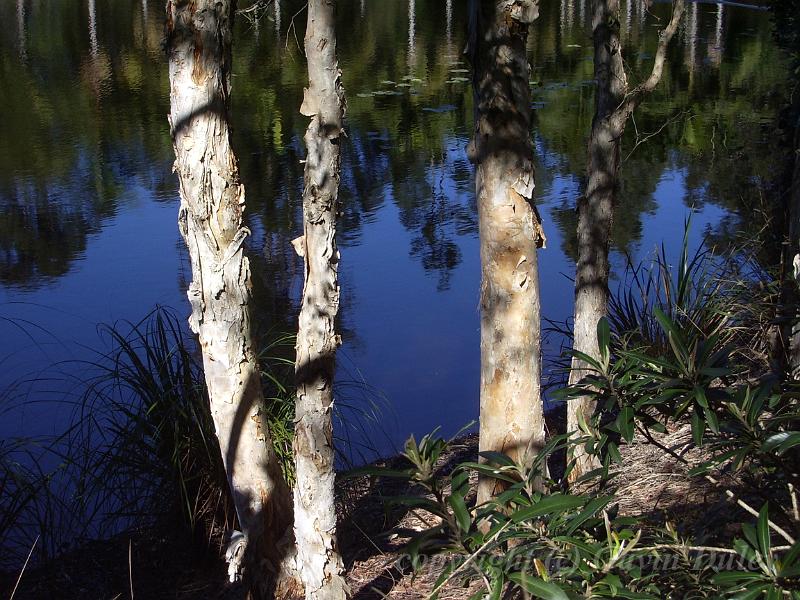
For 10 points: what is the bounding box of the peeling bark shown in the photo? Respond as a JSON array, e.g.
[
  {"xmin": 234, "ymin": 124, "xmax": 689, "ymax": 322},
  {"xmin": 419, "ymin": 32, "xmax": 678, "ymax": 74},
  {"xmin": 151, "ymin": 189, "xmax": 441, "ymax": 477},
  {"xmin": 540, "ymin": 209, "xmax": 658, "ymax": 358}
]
[
  {"xmin": 165, "ymin": 2, "xmax": 299, "ymax": 597},
  {"xmin": 468, "ymin": 0, "xmax": 547, "ymax": 504},
  {"xmin": 784, "ymin": 111, "xmax": 800, "ymax": 378},
  {"xmin": 292, "ymin": 1, "xmax": 348, "ymax": 599},
  {"xmin": 567, "ymin": 0, "xmax": 685, "ymax": 482}
]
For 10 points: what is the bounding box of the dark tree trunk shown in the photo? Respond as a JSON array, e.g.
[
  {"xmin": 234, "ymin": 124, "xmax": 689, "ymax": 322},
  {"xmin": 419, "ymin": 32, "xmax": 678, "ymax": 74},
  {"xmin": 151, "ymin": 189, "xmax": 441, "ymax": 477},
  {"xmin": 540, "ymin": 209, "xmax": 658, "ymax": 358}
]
[{"xmin": 567, "ymin": 0, "xmax": 685, "ymax": 482}]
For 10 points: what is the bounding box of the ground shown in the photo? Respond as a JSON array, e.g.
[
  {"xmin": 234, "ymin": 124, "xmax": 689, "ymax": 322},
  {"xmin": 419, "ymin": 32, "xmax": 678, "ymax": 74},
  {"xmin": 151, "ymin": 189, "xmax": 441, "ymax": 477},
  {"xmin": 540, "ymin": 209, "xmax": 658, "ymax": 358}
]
[{"xmin": 2, "ymin": 424, "xmax": 754, "ymax": 599}]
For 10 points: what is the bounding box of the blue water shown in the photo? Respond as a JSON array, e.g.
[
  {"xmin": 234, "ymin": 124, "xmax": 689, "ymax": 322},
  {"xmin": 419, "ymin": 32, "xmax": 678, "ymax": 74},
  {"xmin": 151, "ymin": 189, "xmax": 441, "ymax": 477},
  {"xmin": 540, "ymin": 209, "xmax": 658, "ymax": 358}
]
[{"xmin": 0, "ymin": 0, "xmax": 785, "ymax": 462}]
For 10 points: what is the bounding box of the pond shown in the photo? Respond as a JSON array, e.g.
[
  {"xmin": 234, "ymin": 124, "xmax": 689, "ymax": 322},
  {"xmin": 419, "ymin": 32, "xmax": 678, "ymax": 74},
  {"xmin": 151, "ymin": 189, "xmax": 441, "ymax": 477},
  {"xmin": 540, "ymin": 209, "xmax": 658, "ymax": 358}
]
[{"xmin": 0, "ymin": 0, "xmax": 789, "ymax": 462}]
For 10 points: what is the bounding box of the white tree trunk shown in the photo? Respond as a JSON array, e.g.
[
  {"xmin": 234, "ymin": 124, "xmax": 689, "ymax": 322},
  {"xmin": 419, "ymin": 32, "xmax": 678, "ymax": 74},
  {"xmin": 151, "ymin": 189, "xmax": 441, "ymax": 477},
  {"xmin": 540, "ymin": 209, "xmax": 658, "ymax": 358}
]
[
  {"xmin": 785, "ymin": 112, "xmax": 800, "ymax": 377},
  {"xmin": 165, "ymin": 2, "xmax": 299, "ymax": 597},
  {"xmin": 292, "ymin": 1, "xmax": 348, "ymax": 599},
  {"xmin": 468, "ymin": 0, "xmax": 547, "ymax": 504}
]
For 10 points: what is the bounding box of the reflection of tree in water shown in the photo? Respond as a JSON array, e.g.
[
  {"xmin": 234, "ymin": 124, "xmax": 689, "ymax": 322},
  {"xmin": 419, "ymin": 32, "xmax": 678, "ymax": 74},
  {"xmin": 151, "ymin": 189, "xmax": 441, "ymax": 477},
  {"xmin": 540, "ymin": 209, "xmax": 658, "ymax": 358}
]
[
  {"xmin": 338, "ymin": 130, "xmax": 392, "ymax": 245},
  {"xmin": 409, "ymin": 193, "xmax": 462, "ymax": 292},
  {"xmin": 0, "ymin": 0, "xmax": 172, "ymax": 287},
  {"xmin": 532, "ymin": 0, "xmax": 788, "ymax": 267},
  {"xmin": 0, "ymin": 194, "xmax": 91, "ymax": 284},
  {"xmin": 0, "ymin": 153, "xmax": 123, "ymax": 286},
  {"xmin": 395, "ymin": 145, "xmax": 476, "ymax": 291}
]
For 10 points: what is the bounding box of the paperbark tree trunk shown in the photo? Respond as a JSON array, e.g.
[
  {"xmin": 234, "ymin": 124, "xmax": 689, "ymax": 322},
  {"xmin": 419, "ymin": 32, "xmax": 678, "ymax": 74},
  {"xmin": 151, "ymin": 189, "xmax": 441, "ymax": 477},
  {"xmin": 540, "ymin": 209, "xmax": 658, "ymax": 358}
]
[
  {"xmin": 467, "ymin": 0, "xmax": 547, "ymax": 505},
  {"xmin": 165, "ymin": 2, "xmax": 299, "ymax": 597},
  {"xmin": 783, "ymin": 111, "xmax": 800, "ymax": 378},
  {"xmin": 292, "ymin": 1, "xmax": 348, "ymax": 599},
  {"xmin": 567, "ymin": 0, "xmax": 685, "ymax": 482}
]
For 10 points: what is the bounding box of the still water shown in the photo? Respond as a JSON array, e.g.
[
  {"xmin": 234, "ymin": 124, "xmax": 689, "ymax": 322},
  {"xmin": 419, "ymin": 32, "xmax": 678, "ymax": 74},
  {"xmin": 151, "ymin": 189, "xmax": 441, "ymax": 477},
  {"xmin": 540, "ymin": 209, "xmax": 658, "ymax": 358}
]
[{"xmin": 0, "ymin": 0, "xmax": 788, "ymax": 459}]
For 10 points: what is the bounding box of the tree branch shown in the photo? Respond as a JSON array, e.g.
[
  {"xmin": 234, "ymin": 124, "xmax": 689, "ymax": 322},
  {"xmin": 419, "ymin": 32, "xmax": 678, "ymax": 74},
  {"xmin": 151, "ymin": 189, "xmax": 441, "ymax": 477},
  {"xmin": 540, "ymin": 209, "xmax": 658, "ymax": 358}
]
[{"xmin": 617, "ymin": 0, "xmax": 685, "ymax": 123}]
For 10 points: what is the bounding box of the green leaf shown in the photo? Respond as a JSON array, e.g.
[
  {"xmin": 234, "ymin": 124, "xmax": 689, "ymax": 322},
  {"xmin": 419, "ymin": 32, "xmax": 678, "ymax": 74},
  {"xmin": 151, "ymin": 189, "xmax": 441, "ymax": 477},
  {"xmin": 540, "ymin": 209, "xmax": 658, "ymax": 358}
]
[
  {"xmin": 703, "ymin": 406, "xmax": 719, "ymax": 434},
  {"xmin": 388, "ymin": 496, "xmax": 448, "ymax": 519},
  {"xmin": 742, "ymin": 525, "xmax": 759, "ymax": 552},
  {"xmin": 461, "ymin": 462, "xmax": 519, "ymax": 484},
  {"xmin": 450, "ymin": 470, "xmax": 470, "ymax": 495},
  {"xmin": 508, "ymin": 572, "xmax": 569, "ymax": 600},
  {"xmin": 777, "ymin": 433, "xmax": 800, "ymax": 455},
  {"xmin": 617, "ymin": 407, "xmax": 635, "ymax": 443},
  {"xmin": 565, "ymin": 495, "xmax": 614, "ymax": 535},
  {"xmin": 570, "ymin": 349, "xmax": 604, "ymax": 372},
  {"xmin": 608, "ymin": 441, "xmax": 622, "ymax": 464},
  {"xmin": 694, "ymin": 386, "xmax": 709, "ymax": 409},
  {"xmin": 511, "ymin": 494, "xmax": 587, "ymax": 523},
  {"xmin": 654, "ymin": 307, "xmax": 690, "ymax": 370},
  {"xmin": 691, "ymin": 410, "xmax": 704, "ymax": 447},
  {"xmin": 733, "ymin": 536, "xmax": 756, "ymax": 562},
  {"xmin": 489, "ymin": 570, "xmax": 504, "ymax": 600},
  {"xmin": 598, "ymin": 317, "xmax": 611, "ymax": 357},
  {"xmin": 732, "ymin": 584, "xmax": 772, "ymax": 600},
  {"xmin": 757, "ymin": 504, "xmax": 772, "ymax": 565},
  {"xmin": 478, "ymin": 451, "xmax": 517, "ymax": 467},
  {"xmin": 712, "ymin": 570, "xmax": 766, "ymax": 585},
  {"xmin": 448, "ymin": 492, "xmax": 471, "ymax": 534},
  {"xmin": 780, "ymin": 541, "xmax": 800, "ymax": 572},
  {"xmin": 766, "ymin": 586, "xmax": 783, "ymax": 600}
]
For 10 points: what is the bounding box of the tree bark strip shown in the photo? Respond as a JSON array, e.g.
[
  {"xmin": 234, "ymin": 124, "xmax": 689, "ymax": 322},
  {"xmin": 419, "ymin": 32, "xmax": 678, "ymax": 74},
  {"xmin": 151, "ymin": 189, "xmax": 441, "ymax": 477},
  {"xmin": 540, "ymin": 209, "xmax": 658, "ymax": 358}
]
[
  {"xmin": 567, "ymin": 0, "xmax": 685, "ymax": 481},
  {"xmin": 165, "ymin": 2, "xmax": 298, "ymax": 596},
  {"xmin": 468, "ymin": 0, "xmax": 547, "ymax": 504},
  {"xmin": 292, "ymin": 0, "xmax": 348, "ymax": 598},
  {"xmin": 784, "ymin": 109, "xmax": 800, "ymax": 378}
]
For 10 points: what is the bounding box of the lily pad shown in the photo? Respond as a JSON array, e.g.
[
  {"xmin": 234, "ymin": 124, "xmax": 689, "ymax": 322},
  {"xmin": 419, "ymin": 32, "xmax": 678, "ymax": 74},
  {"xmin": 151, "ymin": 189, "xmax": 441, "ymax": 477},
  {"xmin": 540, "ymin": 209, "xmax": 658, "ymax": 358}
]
[{"xmin": 422, "ymin": 104, "xmax": 457, "ymax": 113}]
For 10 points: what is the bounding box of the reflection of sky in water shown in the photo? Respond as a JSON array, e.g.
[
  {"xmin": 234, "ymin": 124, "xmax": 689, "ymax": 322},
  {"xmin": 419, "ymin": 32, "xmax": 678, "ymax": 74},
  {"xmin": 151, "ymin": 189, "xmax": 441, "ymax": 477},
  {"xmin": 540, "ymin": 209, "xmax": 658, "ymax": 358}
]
[{"xmin": 0, "ymin": 0, "xmax": 788, "ymax": 461}]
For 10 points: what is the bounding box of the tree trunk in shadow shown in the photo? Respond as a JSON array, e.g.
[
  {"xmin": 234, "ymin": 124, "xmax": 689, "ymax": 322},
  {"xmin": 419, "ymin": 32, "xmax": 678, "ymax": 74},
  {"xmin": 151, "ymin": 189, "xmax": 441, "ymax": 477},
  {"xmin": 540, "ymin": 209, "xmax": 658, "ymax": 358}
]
[
  {"xmin": 165, "ymin": 2, "xmax": 300, "ymax": 597},
  {"xmin": 467, "ymin": 0, "xmax": 547, "ymax": 504},
  {"xmin": 567, "ymin": 0, "xmax": 625, "ymax": 482},
  {"xmin": 567, "ymin": 0, "xmax": 685, "ymax": 483},
  {"xmin": 292, "ymin": 0, "xmax": 348, "ymax": 599}
]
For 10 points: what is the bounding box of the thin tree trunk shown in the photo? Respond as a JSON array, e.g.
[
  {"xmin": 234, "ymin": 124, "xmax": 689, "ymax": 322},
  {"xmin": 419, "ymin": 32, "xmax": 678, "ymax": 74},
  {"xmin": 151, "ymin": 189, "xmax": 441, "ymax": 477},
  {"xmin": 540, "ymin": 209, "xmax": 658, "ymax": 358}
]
[
  {"xmin": 467, "ymin": 0, "xmax": 547, "ymax": 504},
  {"xmin": 784, "ymin": 112, "xmax": 800, "ymax": 377},
  {"xmin": 165, "ymin": 2, "xmax": 299, "ymax": 597},
  {"xmin": 567, "ymin": 0, "xmax": 626, "ymax": 481},
  {"xmin": 567, "ymin": 0, "xmax": 684, "ymax": 482},
  {"xmin": 292, "ymin": 1, "xmax": 348, "ymax": 598}
]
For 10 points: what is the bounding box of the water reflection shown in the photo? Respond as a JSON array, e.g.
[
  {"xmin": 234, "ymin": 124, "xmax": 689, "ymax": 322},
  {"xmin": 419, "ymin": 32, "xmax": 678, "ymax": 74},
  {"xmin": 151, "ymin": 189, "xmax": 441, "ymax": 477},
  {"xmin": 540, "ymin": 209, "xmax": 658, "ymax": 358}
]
[
  {"xmin": 686, "ymin": 1, "xmax": 699, "ymax": 77},
  {"xmin": 709, "ymin": 3, "xmax": 725, "ymax": 68},
  {"xmin": 446, "ymin": 0, "xmax": 452, "ymax": 45},
  {"xmin": 16, "ymin": 0, "xmax": 25, "ymax": 62},
  {"xmin": 88, "ymin": 0, "xmax": 99, "ymax": 57},
  {"xmin": 0, "ymin": 0, "xmax": 791, "ymax": 456},
  {"xmin": 407, "ymin": 0, "xmax": 416, "ymax": 71}
]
